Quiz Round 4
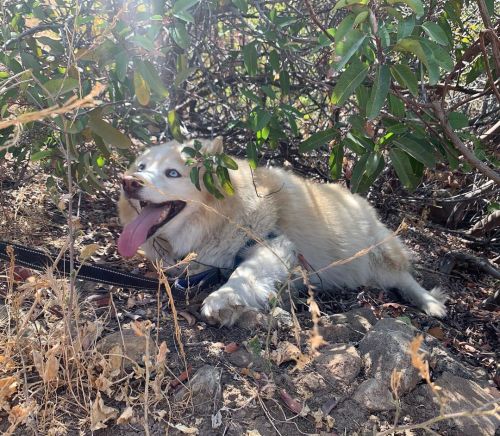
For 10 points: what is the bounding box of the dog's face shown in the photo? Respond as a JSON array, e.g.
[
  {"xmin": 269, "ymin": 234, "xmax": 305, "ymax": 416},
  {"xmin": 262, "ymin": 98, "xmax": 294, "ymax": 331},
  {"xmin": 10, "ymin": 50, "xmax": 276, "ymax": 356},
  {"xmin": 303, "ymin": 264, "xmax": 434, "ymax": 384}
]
[{"xmin": 117, "ymin": 137, "xmax": 223, "ymax": 257}]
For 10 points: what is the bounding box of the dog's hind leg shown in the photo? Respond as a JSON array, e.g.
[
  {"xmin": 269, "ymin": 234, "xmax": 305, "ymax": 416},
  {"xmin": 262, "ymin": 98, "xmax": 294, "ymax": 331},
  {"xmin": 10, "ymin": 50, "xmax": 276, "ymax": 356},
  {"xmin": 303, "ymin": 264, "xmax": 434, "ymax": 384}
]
[
  {"xmin": 378, "ymin": 270, "xmax": 447, "ymax": 317},
  {"xmin": 201, "ymin": 235, "xmax": 296, "ymax": 326}
]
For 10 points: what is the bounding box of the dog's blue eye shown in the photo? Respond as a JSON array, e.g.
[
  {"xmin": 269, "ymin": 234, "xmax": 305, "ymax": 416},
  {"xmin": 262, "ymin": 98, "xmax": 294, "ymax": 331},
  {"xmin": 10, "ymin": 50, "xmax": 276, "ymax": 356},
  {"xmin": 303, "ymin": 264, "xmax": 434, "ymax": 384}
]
[
  {"xmin": 137, "ymin": 163, "xmax": 145, "ymax": 171},
  {"xmin": 166, "ymin": 169, "xmax": 181, "ymax": 178}
]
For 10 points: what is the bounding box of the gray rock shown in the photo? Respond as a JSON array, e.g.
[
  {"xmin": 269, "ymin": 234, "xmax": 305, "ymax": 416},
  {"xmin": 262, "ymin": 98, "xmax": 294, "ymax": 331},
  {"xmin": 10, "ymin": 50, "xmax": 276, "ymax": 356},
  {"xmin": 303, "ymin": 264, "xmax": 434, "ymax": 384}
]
[
  {"xmin": 319, "ymin": 307, "xmax": 377, "ymax": 343},
  {"xmin": 269, "ymin": 307, "xmax": 294, "ymax": 329},
  {"xmin": 429, "ymin": 346, "xmax": 488, "ymax": 381},
  {"xmin": 434, "ymin": 371, "xmax": 499, "ymax": 436},
  {"xmin": 353, "ymin": 378, "xmax": 396, "ymax": 412},
  {"xmin": 315, "ymin": 344, "xmax": 362, "ymax": 384},
  {"xmin": 358, "ymin": 318, "xmax": 424, "ymax": 394},
  {"xmin": 174, "ymin": 365, "xmax": 222, "ymax": 415},
  {"xmin": 97, "ymin": 329, "xmax": 150, "ymax": 370}
]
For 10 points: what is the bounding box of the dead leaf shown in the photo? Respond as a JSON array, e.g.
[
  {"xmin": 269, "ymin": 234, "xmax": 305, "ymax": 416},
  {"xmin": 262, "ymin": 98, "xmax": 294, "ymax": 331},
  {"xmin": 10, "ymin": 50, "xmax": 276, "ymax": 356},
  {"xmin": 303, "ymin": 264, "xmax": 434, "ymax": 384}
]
[
  {"xmin": 280, "ymin": 389, "xmax": 303, "ymax": 415},
  {"xmin": 108, "ymin": 344, "xmax": 123, "ymax": 374},
  {"xmin": 131, "ymin": 321, "xmax": 146, "ymax": 337},
  {"xmin": 80, "ymin": 244, "xmax": 100, "ymax": 262},
  {"xmin": 156, "ymin": 341, "xmax": 169, "ymax": 366},
  {"xmin": 90, "ymin": 392, "xmax": 118, "ymax": 431},
  {"xmin": 224, "ymin": 342, "xmax": 240, "ymax": 353},
  {"xmin": 43, "ymin": 354, "xmax": 59, "ymax": 383},
  {"xmin": 32, "ymin": 350, "xmax": 44, "ymax": 377},
  {"xmin": 94, "ymin": 373, "xmax": 112, "ymax": 394},
  {"xmin": 427, "ymin": 326, "xmax": 445, "ymax": 340},
  {"xmin": 8, "ymin": 403, "xmax": 32, "ymax": 425},
  {"xmin": 171, "ymin": 423, "xmax": 198, "ymax": 434},
  {"xmin": 271, "ymin": 341, "xmax": 301, "ymax": 366},
  {"xmin": 117, "ymin": 406, "xmax": 134, "ymax": 425},
  {"xmin": 0, "ymin": 376, "xmax": 18, "ymax": 407},
  {"xmin": 170, "ymin": 365, "xmax": 192, "ymax": 389}
]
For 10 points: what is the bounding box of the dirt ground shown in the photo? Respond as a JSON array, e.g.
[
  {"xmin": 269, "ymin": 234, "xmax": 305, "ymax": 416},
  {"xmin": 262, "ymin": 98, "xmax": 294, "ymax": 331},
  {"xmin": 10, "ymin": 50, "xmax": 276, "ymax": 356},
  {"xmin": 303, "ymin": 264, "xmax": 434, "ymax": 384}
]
[{"xmin": 0, "ymin": 154, "xmax": 498, "ymax": 435}]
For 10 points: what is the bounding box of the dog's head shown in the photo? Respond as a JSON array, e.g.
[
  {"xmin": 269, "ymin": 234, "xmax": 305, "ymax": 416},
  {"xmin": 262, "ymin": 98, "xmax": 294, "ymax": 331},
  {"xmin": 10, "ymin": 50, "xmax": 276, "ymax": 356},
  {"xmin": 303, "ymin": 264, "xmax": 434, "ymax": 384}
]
[{"xmin": 117, "ymin": 137, "xmax": 223, "ymax": 257}]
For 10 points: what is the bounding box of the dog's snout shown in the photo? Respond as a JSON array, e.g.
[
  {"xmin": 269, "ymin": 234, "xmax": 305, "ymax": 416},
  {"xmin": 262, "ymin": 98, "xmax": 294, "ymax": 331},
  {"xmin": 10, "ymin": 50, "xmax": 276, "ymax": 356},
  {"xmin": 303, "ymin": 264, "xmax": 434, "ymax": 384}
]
[{"xmin": 122, "ymin": 175, "xmax": 144, "ymax": 195}]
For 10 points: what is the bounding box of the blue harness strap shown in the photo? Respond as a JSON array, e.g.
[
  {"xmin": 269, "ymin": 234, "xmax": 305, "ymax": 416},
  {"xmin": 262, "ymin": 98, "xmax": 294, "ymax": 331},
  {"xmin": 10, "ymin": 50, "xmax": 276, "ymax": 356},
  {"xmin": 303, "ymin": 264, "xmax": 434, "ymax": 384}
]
[{"xmin": 233, "ymin": 231, "xmax": 279, "ymax": 268}]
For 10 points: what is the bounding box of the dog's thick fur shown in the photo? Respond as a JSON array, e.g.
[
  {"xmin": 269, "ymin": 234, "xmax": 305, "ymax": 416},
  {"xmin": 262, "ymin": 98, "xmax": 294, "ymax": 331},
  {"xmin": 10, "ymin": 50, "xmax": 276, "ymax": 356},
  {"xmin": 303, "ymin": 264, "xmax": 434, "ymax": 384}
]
[{"xmin": 118, "ymin": 137, "xmax": 446, "ymax": 326}]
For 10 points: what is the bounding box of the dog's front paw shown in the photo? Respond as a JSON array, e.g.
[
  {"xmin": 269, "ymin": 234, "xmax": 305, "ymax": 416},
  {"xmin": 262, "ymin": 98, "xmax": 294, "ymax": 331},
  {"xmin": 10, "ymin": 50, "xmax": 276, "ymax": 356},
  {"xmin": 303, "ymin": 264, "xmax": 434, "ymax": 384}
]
[{"xmin": 201, "ymin": 288, "xmax": 249, "ymax": 327}]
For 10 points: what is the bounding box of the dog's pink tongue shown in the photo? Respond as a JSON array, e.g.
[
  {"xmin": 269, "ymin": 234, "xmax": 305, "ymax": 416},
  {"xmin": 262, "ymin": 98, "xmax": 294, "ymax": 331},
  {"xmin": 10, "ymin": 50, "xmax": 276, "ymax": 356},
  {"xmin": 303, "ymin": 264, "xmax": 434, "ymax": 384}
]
[{"xmin": 117, "ymin": 205, "xmax": 167, "ymax": 257}]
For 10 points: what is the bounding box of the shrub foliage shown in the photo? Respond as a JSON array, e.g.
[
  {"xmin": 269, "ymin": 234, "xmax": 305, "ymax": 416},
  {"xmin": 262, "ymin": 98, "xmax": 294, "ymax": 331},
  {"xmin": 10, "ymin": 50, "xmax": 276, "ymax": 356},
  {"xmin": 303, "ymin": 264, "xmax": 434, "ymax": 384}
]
[{"xmin": 0, "ymin": 0, "xmax": 498, "ymax": 194}]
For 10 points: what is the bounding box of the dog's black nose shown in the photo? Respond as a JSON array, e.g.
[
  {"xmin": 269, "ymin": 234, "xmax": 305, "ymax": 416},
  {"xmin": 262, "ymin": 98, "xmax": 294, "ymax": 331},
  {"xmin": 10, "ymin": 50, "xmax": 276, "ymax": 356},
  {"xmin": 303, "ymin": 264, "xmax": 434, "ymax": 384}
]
[{"xmin": 122, "ymin": 175, "xmax": 144, "ymax": 196}]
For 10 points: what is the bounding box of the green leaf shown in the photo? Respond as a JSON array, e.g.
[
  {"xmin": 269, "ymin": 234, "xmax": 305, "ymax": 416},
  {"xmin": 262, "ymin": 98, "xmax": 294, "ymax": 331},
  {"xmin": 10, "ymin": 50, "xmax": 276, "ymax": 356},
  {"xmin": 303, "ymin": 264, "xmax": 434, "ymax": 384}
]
[
  {"xmin": 232, "ymin": 0, "xmax": 248, "ymax": 13},
  {"xmin": 203, "ymin": 170, "xmax": 224, "ymax": 199},
  {"xmin": 328, "ymin": 142, "xmax": 344, "ymax": 179},
  {"xmin": 115, "ymin": 51, "xmax": 129, "ymax": 82},
  {"xmin": 333, "ymin": 0, "xmax": 368, "ymax": 13},
  {"xmin": 135, "ymin": 60, "xmax": 169, "ymax": 97},
  {"xmin": 335, "ymin": 14, "xmax": 355, "ymax": 44},
  {"xmin": 388, "ymin": 0, "xmax": 424, "ymax": 18},
  {"xmin": 331, "ymin": 59, "xmax": 369, "ymax": 106},
  {"xmin": 389, "ymin": 148, "xmax": 420, "ymax": 190},
  {"xmin": 172, "ymin": 0, "xmax": 200, "ymax": 13},
  {"xmin": 388, "ymin": 94, "xmax": 405, "ymax": 118},
  {"xmin": 394, "ymin": 37, "xmax": 440, "ymax": 84},
  {"xmin": 396, "ymin": 15, "xmax": 415, "ymax": 40},
  {"xmin": 88, "ymin": 117, "xmax": 132, "ymax": 149},
  {"xmin": 249, "ymin": 108, "xmax": 272, "ymax": 132},
  {"xmin": 190, "ymin": 166, "xmax": 201, "ymax": 190},
  {"xmin": 390, "ymin": 64, "xmax": 418, "ymax": 97},
  {"xmin": 299, "ymin": 128, "xmax": 338, "ymax": 153},
  {"xmin": 220, "ymin": 154, "xmax": 239, "ymax": 170},
  {"xmin": 243, "ymin": 42, "xmax": 258, "ymax": 76},
  {"xmin": 216, "ymin": 166, "xmax": 235, "ymax": 196},
  {"xmin": 261, "ymin": 84, "xmax": 276, "ymax": 99},
  {"xmin": 171, "ymin": 21, "xmax": 190, "ymax": 49},
  {"xmin": 334, "ymin": 32, "xmax": 367, "ymax": 71},
  {"xmin": 420, "ymin": 39, "xmax": 453, "ymax": 71},
  {"xmin": 421, "ymin": 22, "xmax": 449, "ymax": 46},
  {"xmin": 130, "ymin": 35, "xmax": 155, "ymax": 51},
  {"xmin": 168, "ymin": 110, "xmax": 185, "ymax": 142},
  {"xmin": 43, "ymin": 77, "xmax": 79, "ymax": 96},
  {"xmin": 247, "ymin": 142, "xmax": 258, "ymax": 169},
  {"xmin": 366, "ymin": 65, "xmax": 391, "ymax": 119},
  {"xmin": 448, "ymin": 112, "xmax": 469, "ymax": 129},
  {"xmin": 350, "ymin": 153, "xmax": 368, "ymax": 193},
  {"xmin": 392, "ymin": 138, "xmax": 436, "ymax": 167},
  {"xmin": 182, "ymin": 146, "xmax": 198, "ymax": 158},
  {"xmin": 133, "ymin": 71, "xmax": 151, "ymax": 105},
  {"xmin": 173, "ymin": 10, "xmax": 194, "ymax": 23},
  {"xmin": 269, "ymin": 50, "xmax": 280, "ymax": 72},
  {"xmin": 279, "ymin": 70, "xmax": 290, "ymax": 94},
  {"xmin": 353, "ymin": 9, "xmax": 369, "ymax": 27}
]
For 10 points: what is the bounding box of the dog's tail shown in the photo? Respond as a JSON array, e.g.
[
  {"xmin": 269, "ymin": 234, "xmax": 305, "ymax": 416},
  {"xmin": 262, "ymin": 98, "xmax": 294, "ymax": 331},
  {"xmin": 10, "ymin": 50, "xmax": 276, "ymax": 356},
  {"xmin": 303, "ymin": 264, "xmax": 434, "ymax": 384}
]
[{"xmin": 393, "ymin": 272, "xmax": 447, "ymax": 317}]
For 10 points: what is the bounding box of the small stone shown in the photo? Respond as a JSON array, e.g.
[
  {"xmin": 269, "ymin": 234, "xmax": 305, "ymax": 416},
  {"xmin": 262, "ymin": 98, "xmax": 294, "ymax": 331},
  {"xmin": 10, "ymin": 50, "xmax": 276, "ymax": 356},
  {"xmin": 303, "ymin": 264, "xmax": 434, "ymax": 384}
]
[
  {"xmin": 353, "ymin": 378, "xmax": 396, "ymax": 412},
  {"xmin": 174, "ymin": 365, "xmax": 222, "ymax": 415},
  {"xmin": 315, "ymin": 344, "xmax": 362, "ymax": 384},
  {"xmin": 269, "ymin": 307, "xmax": 294, "ymax": 329},
  {"xmin": 97, "ymin": 330, "xmax": 150, "ymax": 370},
  {"xmin": 227, "ymin": 349, "xmax": 253, "ymax": 368},
  {"xmin": 358, "ymin": 318, "xmax": 424, "ymax": 394},
  {"xmin": 319, "ymin": 307, "xmax": 377, "ymax": 343},
  {"xmin": 434, "ymin": 371, "xmax": 499, "ymax": 435}
]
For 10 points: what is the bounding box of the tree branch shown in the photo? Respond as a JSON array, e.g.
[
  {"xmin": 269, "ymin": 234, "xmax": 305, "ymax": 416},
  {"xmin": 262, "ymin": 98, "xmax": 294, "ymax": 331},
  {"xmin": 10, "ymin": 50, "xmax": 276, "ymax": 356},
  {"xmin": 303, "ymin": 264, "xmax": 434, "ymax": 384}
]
[{"xmin": 432, "ymin": 101, "xmax": 500, "ymax": 185}]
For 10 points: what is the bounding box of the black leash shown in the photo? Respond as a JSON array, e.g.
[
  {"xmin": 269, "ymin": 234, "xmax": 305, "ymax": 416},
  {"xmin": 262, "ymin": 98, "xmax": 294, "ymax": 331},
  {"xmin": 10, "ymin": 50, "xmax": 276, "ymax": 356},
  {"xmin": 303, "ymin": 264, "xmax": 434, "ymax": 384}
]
[
  {"xmin": 0, "ymin": 240, "xmax": 222, "ymax": 298},
  {"xmin": 0, "ymin": 232, "xmax": 279, "ymax": 298}
]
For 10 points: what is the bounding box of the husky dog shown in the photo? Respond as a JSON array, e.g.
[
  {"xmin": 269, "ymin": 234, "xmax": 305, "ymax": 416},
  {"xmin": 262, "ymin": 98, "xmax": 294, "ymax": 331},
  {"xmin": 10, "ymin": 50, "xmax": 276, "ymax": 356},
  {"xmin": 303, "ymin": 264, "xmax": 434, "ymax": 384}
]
[{"xmin": 117, "ymin": 137, "xmax": 446, "ymax": 326}]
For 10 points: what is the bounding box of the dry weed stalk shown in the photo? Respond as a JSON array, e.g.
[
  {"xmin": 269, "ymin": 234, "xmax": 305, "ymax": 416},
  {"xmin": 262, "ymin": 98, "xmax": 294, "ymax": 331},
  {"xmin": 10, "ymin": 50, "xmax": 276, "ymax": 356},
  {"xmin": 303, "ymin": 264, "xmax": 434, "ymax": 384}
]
[{"xmin": 0, "ymin": 83, "xmax": 104, "ymax": 133}]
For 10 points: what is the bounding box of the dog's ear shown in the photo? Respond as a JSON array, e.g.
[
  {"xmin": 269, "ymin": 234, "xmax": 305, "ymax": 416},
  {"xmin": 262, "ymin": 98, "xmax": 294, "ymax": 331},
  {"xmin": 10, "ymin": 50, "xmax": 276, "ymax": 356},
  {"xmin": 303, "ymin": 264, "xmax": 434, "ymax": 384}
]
[{"xmin": 202, "ymin": 136, "xmax": 223, "ymax": 154}]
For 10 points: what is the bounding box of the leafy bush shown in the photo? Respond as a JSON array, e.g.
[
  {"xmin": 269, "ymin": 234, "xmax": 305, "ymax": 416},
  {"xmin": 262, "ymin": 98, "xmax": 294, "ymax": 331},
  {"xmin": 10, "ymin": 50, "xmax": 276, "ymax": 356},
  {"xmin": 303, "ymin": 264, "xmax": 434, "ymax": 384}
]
[{"xmin": 0, "ymin": 0, "xmax": 498, "ymax": 195}]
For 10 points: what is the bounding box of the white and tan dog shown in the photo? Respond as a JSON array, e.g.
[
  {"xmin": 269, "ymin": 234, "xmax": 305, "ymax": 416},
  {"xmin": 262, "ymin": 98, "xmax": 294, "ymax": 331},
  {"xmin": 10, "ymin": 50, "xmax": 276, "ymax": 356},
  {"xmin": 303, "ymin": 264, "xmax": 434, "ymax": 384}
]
[{"xmin": 117, "ymin": 137, "xmax": 446, "ymax": 326}]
